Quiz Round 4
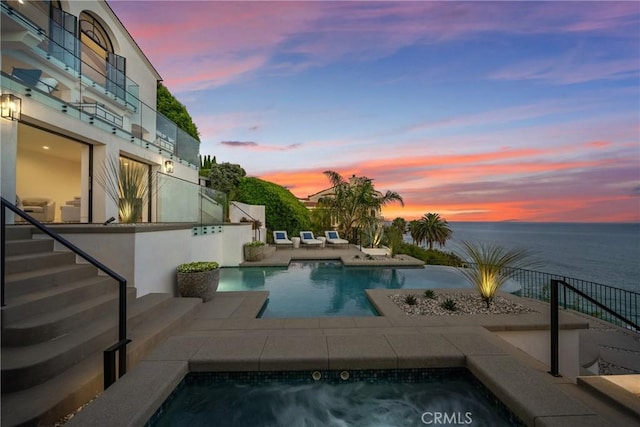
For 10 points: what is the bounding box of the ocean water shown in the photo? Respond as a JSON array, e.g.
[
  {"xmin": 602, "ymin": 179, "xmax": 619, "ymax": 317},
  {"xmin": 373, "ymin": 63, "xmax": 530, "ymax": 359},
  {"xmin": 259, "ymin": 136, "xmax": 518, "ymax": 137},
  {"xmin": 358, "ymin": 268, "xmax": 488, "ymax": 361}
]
[{"xmin": 440, "ymin": 222, "xmax": 639, "ymax": 293}]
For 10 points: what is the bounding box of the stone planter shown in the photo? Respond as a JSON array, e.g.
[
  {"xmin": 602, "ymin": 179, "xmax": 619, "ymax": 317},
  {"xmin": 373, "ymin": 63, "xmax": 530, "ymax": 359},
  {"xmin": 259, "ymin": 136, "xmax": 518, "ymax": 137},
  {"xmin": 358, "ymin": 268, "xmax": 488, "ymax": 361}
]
[
  {"xmin": 244, "ymin": 244, "xmax": 266, "ymax": 261},
  {"xmin": 176, "ymin": 268, "xmax": 220, "ymax": 302}
]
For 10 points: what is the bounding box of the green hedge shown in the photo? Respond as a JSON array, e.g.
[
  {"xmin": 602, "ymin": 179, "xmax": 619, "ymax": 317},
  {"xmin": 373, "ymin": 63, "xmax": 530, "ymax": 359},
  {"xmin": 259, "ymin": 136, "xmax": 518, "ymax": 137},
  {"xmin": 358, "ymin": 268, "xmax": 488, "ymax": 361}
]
[
  {"xmin": 396, "ymin": 242, "xmax": 464, "ymax": 266},
  {"xmin": 235, "ymin": 177, "xmax": 311, "ymax": 238}
]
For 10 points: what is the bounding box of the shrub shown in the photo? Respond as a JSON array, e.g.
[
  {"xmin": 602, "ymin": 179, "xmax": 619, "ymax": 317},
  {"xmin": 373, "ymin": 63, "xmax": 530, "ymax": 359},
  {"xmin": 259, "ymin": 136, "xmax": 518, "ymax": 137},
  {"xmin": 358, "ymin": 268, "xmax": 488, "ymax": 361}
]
[
  {"xmin": 235, "ymin": 177, "xmax": 311, "ymax": 237},
  {"xmin": 394, "ymin": 242, "xmax": 464, "ymax": 266},
  {"xmin": 458, "ymin": 241, "xmax": 538, "ymax": 308},
  {"xmin": 404, "ymin": 294, "xmax": 418, "ymax": 305},
  {"xmin": 423, "ymin": 289, "xmax": 436, "ymax": 299},
  {"xmin": 441, "ymin": 298, "xmax": 457, "ymax": 311},
  {"xmin": 244, "ymin": 241, "xmax": 266, "ymax": 247},
  {"xmin": 177, "ymin": 261, "xmax": 219, "ymax": 273}
]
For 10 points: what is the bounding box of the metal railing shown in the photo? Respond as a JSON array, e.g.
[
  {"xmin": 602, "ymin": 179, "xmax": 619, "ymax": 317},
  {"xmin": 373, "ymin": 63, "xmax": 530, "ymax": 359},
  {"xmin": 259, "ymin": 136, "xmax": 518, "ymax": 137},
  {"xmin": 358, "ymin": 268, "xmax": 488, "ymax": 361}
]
[
  {"xmin": 231, "ymin": 201, "xmax": 262, "ymax": 241},
  {"xmin": 549, "ymin": 279, "xmax": 639, "ymax": 377},
  {"xmin": 1, "ymin": 197, "xmax": 130, "ymax": 389},
  {"xmin": 464, "ymin": 263, "xmax": 639, "ymax": 331}
]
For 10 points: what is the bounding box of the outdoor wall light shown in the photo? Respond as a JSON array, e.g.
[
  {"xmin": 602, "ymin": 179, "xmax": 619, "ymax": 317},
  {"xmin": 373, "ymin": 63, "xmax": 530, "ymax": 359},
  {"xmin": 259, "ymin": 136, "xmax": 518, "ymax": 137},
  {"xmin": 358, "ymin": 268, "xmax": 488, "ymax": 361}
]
[
  {"xmin": 164, "ymin": 160, "xmax": 174, "ymax": 173},
  {"xmin": 1, "ymin": 94, "xmax": 22, "ymax": 121}
]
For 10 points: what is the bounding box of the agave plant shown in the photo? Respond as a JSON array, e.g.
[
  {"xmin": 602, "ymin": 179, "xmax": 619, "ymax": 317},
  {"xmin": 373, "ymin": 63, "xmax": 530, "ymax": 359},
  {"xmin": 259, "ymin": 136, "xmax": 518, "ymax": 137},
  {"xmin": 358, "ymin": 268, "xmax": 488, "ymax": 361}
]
[
  {"xmin": 96, "ymin": 155, "xmax": 156, "ymax": 223},
  {"xmin": 403, "ymin": 294, "xmax": 418, "ymax": 306},
  {"xmin": 423, "ymin": 289, "xmax": 436, "ymax": 299},
  {"xmin": 458, "ymin": 241, "xmax": 537, "ymax": 308},
  {"xmin": 440, "ymin": 298, "xmax": 457, "ymax": 311}
]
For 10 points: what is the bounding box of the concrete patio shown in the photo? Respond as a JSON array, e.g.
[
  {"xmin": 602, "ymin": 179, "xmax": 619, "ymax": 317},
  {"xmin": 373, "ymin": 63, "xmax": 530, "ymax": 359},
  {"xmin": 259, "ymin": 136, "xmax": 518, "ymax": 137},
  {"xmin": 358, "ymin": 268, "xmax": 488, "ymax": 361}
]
[{"xmin": 66, "ymin": 280, "xmax": 640, "ymax": 427}]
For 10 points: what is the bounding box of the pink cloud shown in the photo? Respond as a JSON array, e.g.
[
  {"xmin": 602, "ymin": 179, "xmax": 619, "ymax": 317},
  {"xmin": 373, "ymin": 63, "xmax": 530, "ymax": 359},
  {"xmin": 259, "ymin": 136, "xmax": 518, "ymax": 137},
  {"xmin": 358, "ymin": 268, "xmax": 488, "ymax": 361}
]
[{"xmin": 110, "ymin": 1, "xmax": 639, "ymax": 92}]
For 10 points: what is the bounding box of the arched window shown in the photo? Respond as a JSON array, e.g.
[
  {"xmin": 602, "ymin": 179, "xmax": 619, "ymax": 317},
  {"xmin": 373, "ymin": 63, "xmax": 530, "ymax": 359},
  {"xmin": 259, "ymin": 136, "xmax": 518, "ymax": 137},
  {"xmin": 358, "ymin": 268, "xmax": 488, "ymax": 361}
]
[
  {"xmin": 79, "ymin": 11, "xmax": 113, "ymax": 54},
  {"xmin": 78, "ymin": 11, "xmax": 126, "ymax": 100},
  {"xmin": 80, "ymin": 12, "xmax": 113, "ymax": 59}
]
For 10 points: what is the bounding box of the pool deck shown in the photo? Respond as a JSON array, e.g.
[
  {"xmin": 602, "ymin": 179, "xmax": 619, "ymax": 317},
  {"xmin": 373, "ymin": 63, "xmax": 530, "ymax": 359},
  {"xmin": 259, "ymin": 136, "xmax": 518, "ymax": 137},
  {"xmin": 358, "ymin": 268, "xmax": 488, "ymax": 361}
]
[
  {"xmin": 66, "ymin": 247, "xmax": 640, "ymax": 427},
  {"xmin": 240, "ymin": 243, "xmax": 426, "ymax": 267}
]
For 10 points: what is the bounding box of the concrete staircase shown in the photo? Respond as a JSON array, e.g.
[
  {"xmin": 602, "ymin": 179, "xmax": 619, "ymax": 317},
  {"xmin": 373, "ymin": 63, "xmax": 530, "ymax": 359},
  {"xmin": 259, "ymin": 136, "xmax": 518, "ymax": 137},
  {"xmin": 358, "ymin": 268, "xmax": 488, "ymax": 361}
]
[{"xmin": 1, "ymin": 226, "xmax": 202, "ymax": 427}]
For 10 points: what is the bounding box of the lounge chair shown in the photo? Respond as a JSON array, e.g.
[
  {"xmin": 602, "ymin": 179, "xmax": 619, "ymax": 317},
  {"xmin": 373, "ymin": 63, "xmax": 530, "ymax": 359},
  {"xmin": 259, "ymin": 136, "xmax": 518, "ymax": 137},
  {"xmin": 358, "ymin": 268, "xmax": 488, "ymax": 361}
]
[
  {"xmin": 12, "ymin": 68, "xmax": 58, "ymax": 94},
  {"xmin": 299, "ymin": 231, "xmax": 323, "ymax": 248},
  {"xmin": 273, "ymin": 230, "xmax": 293, "ymax": 249},
  {"xmin": 324, "ymin": 230, "xmax": 349, "ymax": 247}
]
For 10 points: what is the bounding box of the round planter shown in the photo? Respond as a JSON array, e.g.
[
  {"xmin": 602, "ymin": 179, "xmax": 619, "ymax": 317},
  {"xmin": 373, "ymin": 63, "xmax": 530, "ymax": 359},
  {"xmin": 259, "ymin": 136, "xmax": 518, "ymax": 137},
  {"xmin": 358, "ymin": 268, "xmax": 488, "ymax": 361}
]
[
  {"xmin": 176, "ymin": 268, "xmax": 220, "ymax": 302},
  {"xmin": 244, "ymin": 245, "xmax": 266, "ymax": 261}
]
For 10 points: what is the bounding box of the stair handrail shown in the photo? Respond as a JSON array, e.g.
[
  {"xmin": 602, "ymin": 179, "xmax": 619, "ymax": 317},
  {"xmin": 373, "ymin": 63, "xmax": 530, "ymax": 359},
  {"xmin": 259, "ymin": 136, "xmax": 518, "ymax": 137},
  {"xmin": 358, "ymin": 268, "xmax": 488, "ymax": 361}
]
[
  {"xmin": 230, "ymin": 201, "xmax": 262, "ymax": 241},
  {"xmin": 548, "ymin": 278, "xmax": 639, "ymax": 377},
  {"xmin": 1, "ymin": 197, "xmax": 130, "ymax": 388}
]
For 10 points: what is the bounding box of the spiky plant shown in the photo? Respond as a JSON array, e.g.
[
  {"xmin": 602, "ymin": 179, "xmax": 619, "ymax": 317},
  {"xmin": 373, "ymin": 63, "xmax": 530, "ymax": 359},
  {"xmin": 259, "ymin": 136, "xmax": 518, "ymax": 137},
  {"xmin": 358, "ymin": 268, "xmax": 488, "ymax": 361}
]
[
  {"xmin": 423, "ymin": 289, "xmax": 436, "ymax": 299},
  {"xmin": 96, "ymin": 155, "xmax": 154, "ymax": 223},
  {"xmin": 458, "ymin": 241, "xmax": 537, "ymax": 308},
  {"xmin": 404, "ymin": 294, "xmax": 418, "ymax": 306},
  {"xmin": 441, "ymin": 298, "xmax": 457, "ymax": 311}
]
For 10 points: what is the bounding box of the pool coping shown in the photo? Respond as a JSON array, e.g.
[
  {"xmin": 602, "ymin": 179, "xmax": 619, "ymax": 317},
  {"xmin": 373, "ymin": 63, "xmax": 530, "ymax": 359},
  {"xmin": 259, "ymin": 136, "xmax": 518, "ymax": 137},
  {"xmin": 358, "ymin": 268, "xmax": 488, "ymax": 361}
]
[{"xmin": 64, "ymin": 287, "xmax": 622, "ymax": 427}]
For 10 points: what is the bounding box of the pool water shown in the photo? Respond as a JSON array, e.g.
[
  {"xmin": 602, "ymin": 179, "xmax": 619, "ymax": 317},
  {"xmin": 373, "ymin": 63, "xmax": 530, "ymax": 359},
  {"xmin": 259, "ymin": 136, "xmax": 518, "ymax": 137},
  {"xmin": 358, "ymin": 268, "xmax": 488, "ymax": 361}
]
[
  {"xmin": 148, "ymin": 369, "xmax": 524, "ymax": 427},
  {"xmin": 218, "ymin": 261, "xmax": 520, "ymax": 318}
]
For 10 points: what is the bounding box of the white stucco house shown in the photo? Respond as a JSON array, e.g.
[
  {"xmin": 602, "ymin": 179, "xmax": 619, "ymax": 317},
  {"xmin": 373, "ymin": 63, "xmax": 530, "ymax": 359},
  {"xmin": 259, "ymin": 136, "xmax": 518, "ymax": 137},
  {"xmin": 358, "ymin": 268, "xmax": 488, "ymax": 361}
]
[
  {"xmin": 1, "ymin": 0, "xmax": 253, "ymax": 293},
  {"xmin": 1, "ymin": 0, "xmax": 202, "ymax": 224}
]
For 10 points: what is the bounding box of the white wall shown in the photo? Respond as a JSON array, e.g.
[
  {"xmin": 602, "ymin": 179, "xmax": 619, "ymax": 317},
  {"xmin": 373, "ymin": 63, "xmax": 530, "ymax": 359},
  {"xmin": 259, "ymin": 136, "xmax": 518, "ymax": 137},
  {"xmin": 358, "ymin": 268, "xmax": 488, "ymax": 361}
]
[
  {"xmin": 496, "ymin": 330, "xmax": 581, "ymax": 380},
  {"xmin": 0, "ymin": 117, "xmax": 18, "ymax": 222},
  {"xmin": 230, "ymin": 202, "xmax": 266, "ymax": 243},
  {"xmin": 43, "ymin": 224, "xmax": 253, "ymax": 297}
]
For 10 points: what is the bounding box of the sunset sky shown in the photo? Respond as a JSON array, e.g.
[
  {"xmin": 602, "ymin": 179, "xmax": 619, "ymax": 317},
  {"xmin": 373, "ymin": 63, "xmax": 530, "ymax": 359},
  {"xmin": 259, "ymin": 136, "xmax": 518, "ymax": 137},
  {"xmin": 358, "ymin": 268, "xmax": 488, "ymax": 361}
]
[{"xmin": 109, "ymin": 1, "xmax": 640, "ymax": 222}]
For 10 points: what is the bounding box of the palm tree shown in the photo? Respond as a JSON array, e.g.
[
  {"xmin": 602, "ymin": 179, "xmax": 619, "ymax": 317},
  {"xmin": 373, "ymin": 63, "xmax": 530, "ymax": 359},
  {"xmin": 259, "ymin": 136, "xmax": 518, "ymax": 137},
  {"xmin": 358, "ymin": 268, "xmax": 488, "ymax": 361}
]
[
  {"xmin": 320, "ymin": 171, "xmax": 404, "ymax": 242},
  {"xmin": 412, "ymin": 213, "xmax": 452, "ymax": 250},
  {"xmin": 408, "ymin": 220, "xmax": 421, "ymax": 245},
  {"xmin": 391, "ymin": 217, "xmax": 407, "ymax": 233},
  {"xmin": 458, "ymin": 241, "xmax": 538, "ymax": 308}
]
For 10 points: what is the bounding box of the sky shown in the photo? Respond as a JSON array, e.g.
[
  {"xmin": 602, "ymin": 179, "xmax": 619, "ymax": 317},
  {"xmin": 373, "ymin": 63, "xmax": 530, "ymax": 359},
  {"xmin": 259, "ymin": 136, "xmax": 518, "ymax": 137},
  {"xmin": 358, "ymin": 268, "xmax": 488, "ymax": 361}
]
[{"xmin": 108, "ymin": 0, "xmax": 640, "ymax": 222}]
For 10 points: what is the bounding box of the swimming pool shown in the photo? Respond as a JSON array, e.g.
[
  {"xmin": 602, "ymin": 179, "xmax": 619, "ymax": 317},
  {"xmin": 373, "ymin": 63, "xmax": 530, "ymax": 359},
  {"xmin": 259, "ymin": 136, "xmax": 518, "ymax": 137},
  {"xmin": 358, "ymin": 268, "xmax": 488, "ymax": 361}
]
[
  {"xmin": 218, "ymin": 261, "xmax": 521, "ymax": 318},
  {"xmin": 147, "ymin": 369, "xmax": 524, "ymax": 427}
]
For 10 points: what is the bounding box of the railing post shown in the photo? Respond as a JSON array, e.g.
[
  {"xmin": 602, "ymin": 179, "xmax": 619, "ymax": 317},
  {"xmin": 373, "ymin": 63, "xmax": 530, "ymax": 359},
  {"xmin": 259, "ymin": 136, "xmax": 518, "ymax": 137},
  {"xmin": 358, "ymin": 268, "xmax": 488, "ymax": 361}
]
[
  {"xmin": 1, "ymin": 201, "xmax": 6, "ymax": 307},
  {"xmin": 118, "ymin": 278, "xmax": 127, "ymax": 378},
  {"xmin": 549, "ymin": 279, "xmax": 561, "ymax": 377}
]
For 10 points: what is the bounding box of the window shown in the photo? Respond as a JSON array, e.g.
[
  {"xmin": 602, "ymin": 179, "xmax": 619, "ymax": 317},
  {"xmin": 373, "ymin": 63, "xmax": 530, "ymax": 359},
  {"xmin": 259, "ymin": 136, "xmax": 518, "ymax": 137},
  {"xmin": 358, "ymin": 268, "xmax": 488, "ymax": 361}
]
[
  {"xmin": 78, "ymin": 11, "xmax": 126, "ymax": 100},
  {"xmin": 79, "ymin": 12, "xmax": 113, "ymax": 53}
]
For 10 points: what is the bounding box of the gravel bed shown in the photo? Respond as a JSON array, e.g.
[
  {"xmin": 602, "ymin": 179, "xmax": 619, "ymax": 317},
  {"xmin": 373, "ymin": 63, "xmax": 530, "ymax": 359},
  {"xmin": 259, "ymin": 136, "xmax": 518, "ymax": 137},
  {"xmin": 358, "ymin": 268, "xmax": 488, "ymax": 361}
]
[{"xmin": 390, "ymin": 292, "xmax": 538, "ymax": 316}]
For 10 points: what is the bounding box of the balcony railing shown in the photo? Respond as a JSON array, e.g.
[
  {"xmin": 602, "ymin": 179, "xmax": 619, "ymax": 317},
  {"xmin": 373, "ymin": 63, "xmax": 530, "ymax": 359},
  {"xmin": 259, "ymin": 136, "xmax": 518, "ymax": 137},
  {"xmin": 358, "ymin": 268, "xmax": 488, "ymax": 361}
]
[
  {"xmin": 1, "ymin": 1, "xmax": 200, "ymax": 167},
  {"xmin": 156, "ymin": 172, "xmax": 227, "ymax": 225}
]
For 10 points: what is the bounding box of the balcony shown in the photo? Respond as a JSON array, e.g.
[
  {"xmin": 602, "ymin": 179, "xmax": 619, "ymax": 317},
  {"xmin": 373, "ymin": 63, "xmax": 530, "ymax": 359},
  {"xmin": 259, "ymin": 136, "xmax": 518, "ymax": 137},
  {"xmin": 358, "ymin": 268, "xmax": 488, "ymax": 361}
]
[{"xmin": 0, "ymin": 1, "xmax": 200, "ymax": 167}]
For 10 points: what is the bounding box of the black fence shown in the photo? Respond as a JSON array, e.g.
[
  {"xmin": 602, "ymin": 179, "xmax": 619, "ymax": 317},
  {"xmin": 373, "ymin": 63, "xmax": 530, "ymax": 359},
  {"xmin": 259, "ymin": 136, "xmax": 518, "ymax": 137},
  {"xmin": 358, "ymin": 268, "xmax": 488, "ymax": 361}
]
[{"xmin": 466, "ymin": 263, "xmax": 639, "ymax": 332}]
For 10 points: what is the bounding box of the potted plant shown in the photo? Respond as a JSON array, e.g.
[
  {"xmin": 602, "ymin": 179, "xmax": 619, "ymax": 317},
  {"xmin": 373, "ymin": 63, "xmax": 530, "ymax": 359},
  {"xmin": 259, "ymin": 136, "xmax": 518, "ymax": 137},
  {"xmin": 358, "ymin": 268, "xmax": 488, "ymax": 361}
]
[
  {"xmin": 176, "ymin": 261, "xmax": 220, "ymax": 302},
  {"xmin": 244, "ymin": 240, "xmax": 267, "ymax": 261}
]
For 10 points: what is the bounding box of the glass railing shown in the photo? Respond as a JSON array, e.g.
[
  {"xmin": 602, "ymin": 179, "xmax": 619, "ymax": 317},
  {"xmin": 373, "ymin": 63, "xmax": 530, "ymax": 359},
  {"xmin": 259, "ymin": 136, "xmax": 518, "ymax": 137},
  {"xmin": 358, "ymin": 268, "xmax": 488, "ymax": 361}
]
[
  {"xmin": 1, "ymin": 1, "xmax": 200, "ymax": 167},
  {"xmin": 156, "ymin": 173, "xmax": 226, "ymax": 224}
]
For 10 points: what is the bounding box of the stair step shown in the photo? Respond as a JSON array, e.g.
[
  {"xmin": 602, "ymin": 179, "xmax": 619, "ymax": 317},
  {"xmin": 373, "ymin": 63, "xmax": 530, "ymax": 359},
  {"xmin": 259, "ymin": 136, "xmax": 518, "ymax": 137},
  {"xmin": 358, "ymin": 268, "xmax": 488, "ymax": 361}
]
[
  {"xmin": 4, "ymin": 238, "xmax": 53, "ymax": 256},
  {"xmin": 600, "ymin": 347, "xmax": 640, "ymax": 373},
  {"xmin": 5, "ymin": 251, "xmax": 77, "ymax": 275},
  {"xmin": 4, "ymin": 264, "xmax": 100, "ymax": 298},
  {"xmin": 577, "ymin": 376, "xmax": 640, "ymax": 421},
  {"xmin": 1, "ymin": 293, "xmax": 173, "ymax": 392},
  {"xmin": 3, "ymin": 225, "xmax": 33, "ymax": 240},
  {"xmin": 2, "ymin": 276, "xmax": 122, "ymax": 325},
  {"xmin": 2, "ymin": 286, "xmax": 137, "ymax": 346},
  {"xmin": 0, "ymin": 296, "xmax": 202, "ymax": 427}
]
